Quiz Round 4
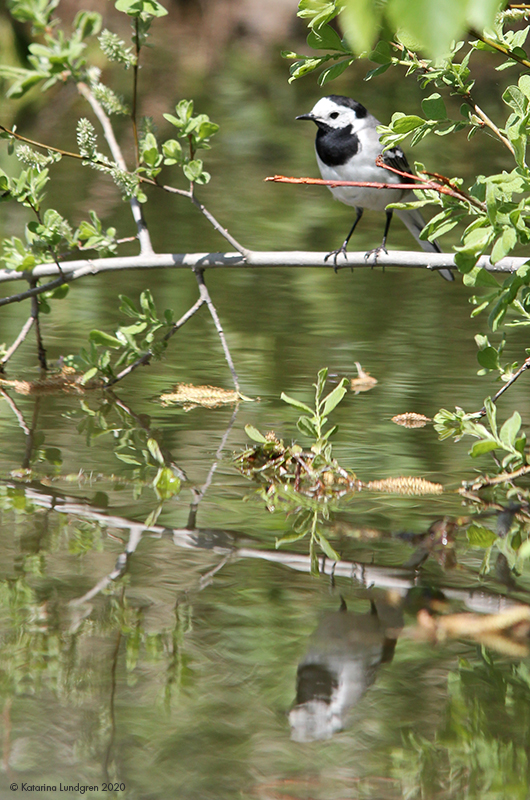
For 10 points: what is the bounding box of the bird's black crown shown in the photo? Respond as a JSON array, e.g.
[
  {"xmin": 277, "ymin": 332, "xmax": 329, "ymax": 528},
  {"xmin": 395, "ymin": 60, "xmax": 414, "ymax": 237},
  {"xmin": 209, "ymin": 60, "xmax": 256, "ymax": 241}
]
[{"xmin": 326, "ymin": 95, "xmax": 368, "ymax": 118}]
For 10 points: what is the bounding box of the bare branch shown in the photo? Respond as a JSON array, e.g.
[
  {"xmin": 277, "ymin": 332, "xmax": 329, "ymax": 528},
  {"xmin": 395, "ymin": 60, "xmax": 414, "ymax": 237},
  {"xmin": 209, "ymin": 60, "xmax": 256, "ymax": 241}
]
[{"xmin": 1, "ymin": 249, "xmax": 526, "ymax": 290}]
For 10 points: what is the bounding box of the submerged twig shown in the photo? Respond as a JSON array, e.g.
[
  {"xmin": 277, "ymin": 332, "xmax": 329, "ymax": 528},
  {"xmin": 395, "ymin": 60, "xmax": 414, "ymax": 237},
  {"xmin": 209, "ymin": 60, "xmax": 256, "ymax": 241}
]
[{"xmin": 194, "ymin": 268, "xmax": 240, "ymax": 392}]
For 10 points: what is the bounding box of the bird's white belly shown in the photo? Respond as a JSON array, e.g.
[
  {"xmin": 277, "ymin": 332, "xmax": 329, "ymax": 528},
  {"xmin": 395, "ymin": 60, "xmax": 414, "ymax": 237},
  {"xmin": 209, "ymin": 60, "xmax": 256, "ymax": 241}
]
[{"xmin": 316, "ymin": 154, "xmax": 404, "ymax": 212}]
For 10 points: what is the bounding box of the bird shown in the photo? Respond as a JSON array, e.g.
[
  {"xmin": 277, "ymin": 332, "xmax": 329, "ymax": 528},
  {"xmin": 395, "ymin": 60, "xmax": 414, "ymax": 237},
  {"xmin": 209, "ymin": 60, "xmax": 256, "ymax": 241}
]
[{"xmin": 296, "ymin": 94, "xmax": 454, "ymax": 281}]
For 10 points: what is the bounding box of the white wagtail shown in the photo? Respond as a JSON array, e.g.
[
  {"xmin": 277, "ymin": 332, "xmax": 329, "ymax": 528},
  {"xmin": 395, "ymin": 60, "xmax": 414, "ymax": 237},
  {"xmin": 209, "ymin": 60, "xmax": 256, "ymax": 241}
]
[{"xmin": 296, "ymin": 95, "xmax": 454, "ymax": 281}]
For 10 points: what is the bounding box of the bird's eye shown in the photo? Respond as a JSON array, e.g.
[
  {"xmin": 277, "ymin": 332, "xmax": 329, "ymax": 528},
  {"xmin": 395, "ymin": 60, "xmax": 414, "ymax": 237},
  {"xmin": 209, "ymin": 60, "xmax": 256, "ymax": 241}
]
[{"xmin": 329, "ymin": 112, "xmax": 339, "ymax": 119}]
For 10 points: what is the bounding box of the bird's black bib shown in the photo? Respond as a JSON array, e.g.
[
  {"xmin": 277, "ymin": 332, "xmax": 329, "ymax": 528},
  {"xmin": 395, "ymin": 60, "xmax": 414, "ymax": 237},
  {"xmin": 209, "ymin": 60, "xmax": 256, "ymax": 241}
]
[{"xmin": 315, "ymin": 124, "xmax": 360, "ymax": 167}]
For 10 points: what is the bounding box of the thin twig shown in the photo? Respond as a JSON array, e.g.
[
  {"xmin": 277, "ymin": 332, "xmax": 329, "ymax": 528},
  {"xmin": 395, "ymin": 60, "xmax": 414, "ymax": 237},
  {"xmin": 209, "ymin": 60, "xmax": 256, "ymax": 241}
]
[
  {"xmin": 467, "ymin": 464, "xmax": 530, "ymax": 490},
  {"xmin": 189, "ymin": 192, "xmax": 250, "ymax": 256},
  {"xmin": 463, "ymin": 98, "xmax": 515, "ymax": 156},
  {"xmin": 0, "ymin": 275, "xmax": 68, "ymax": 308},
  {"xmin": 376, "ymin": 160, "xmax": 488, "ymax": 212},
  {"xmin": 267, "ymin": 170, "xmax": 487, "ymax": 212},
  {"xmin": 194, "ymin": 268, "xmax": 240, "ymax": 392},
  {"xmin": 0, "ymin": 125, "xmax": 85, "ymax": 161},
  {"xmin": 477, "ymin": 356, "xmax": 530, "ymax": 416},
  {"xmin": 0, "ymin": 316, "xmax": 35, "ymax": 368},
  {"xmin": 77, "ymin": 82, "xmax": 154, "ymax": 256},
  {"xmin": 191, "ymin": 405, "xmax": 240, "ymax": 508},
  {"xmin": 472, "ymin": 30, "xmax": 530, "ymax": 71}
]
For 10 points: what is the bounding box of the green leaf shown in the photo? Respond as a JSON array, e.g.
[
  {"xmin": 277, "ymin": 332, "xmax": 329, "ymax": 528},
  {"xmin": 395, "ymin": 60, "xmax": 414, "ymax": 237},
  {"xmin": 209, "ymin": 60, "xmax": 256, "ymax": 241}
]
[
  {"xmin": 500, "ymin": 411, "xmax": 522, "ymax": 448},
  {"xmin": 245, "ymin": 424, "xmax": 267, "ymax": 444},
  {"xmin": 318, "ymin": 58, "xmax": 355, "ymax": 85},
  {"xmin": 477, "ymin": 346, "xmax": 500, "ymax": 371},
  {"xmin": 88, "ymin": 330, "xmax": 122, "ymax": 347},
  {"xmin": 307, "ymin": 23, "xmax": 347, "ymax": 50},
  {"xmin": 340, "ymin": 0, "xmax": 384, "ymax": 55},
  {"xmin": 484, "ymin": 396, "xmax": 498, "ymax": 437},
  {"xmin": 275, "ymin": 531, "xmax": 308, "ymax": 548},
  {"xmin": 491, "ymin": 226, "xmax": 517, "ymax": 264},
  {"xmin": 115, "ymin": 0, "xmax": 168, "ymax": 16},
  {"xmin": 281, "ymin": 392, "xmax": 314, "ymax": 415},
  {"xmin": 119, "ymin": 295, "xmax": 140, "ymax": 318},
  {"xmin": 153, "ymin": 467, "xmax": 180, "ymax": 500},
  {"xmin": 519, "ymin": 73, "xmax": 530, "ymax": 101},
  {"xmin": 183, "ymin": 159, "xmax": 204, "ymax": 181},
  {"xmin": 81, "ymin": 367, "xmax": 98, "ymax": 384},
  {"xmin": 162, "ymin": 139, "xmax": 182, "ymax": 165},
  {"xmin": 297, "ymin": 416, "xmax": 318, "ymax": 438},
  {"xmin": 467, "ymin": 524, "xmax": 497, "ymax": 548},
  {"xmin": 421, "ymin": 93, "xmax": 447, "ymax": 120},
  {"xmin": 147, "ymin": 437, "xmax": 165, "ymax": 465},
  {"xmin": 469, "ymin": 439, "xmax": 499, "ymax": 457},
  {"xmin": 391, "ymin": 115, "xmax": 425, "ymax": 134},
  {"xmin": 387, "ymin": 0, "xmax": 467, "ymax": 58},
  {"xmin": 74, "ymin": 10, "xmax": 102, "ymax": 39},
  {"xmin": 321, "ymin": 379, "xmax": 348, "ymax": 416},
  {"xmin": 163, "ymin": 113, "xmax": 183, "ymax": 129},
  {"xmin": 317, "ymin": 532, "xmax": 340, "ymax": 561}
]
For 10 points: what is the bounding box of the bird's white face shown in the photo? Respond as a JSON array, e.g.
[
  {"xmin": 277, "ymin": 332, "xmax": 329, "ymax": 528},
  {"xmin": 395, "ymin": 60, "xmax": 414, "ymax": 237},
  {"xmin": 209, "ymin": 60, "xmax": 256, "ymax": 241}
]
[{"xmin": 305, "ymin": 96, "xmax": 368, "ymax": 132}]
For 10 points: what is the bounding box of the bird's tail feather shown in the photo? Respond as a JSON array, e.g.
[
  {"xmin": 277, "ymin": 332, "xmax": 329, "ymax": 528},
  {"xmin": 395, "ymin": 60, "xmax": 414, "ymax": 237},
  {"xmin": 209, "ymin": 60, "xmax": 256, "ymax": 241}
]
[{"xmin": 395, "ymin": 207, "xmax": 454, "ymax": 282}]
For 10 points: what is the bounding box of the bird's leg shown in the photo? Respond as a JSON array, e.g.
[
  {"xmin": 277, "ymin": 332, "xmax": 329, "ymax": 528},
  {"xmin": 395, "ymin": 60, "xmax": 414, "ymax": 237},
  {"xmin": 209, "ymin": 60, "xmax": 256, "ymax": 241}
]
[
  {"xmin": 365, "ymin": 209, "xmax": 393, "ymax": 266},
  {"xmin": 324, "ymin": 207, "xmax": 363, "ymax": 273}
]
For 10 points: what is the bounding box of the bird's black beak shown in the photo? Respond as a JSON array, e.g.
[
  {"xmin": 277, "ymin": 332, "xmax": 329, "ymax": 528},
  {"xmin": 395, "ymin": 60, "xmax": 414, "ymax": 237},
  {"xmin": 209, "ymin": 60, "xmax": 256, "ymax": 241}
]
[{"xmin": 295, "ymin": 113, "xmax": 315, "ymax": 121}]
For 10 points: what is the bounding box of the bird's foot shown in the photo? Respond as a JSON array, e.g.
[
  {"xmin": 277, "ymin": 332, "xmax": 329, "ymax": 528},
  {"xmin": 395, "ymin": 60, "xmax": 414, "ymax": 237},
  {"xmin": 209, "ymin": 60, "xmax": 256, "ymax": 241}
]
[
  {"xmin": 324, "ymin": 245, "xmax": 348, "ymax": 273},
  {"xmin": 364, "ymin": 244, "xmax": 388, "ymax": 268}
]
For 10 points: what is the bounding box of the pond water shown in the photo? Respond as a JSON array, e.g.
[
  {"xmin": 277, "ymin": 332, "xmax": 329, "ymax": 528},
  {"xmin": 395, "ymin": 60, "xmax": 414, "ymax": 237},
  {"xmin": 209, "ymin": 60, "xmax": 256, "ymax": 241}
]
[{"xmin": 1, "ymin": 26, "xmax": 530, "ymax": 800}]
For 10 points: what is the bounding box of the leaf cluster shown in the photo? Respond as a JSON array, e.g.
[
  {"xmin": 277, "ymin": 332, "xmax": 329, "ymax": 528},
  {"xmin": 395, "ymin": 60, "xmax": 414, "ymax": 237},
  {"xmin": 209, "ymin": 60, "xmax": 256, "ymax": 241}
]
[
  {"xmin": 64, "ymin": 290, "xmax": 174, "ymax": 383},
  {"xmin": 160, "ymin": 100, "xmax": 220, "ymax": 185},
  {"xmin": 434, "ymin": 397, "xmax": 526, "ymax": 470}
]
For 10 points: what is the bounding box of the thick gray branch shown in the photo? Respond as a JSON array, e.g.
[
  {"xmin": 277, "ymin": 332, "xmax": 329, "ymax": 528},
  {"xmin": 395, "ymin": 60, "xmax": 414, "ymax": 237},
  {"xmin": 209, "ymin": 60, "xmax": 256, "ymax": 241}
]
[{"xmin": 0, "ymin": 250, "xmax": 527, "ymax": 287}]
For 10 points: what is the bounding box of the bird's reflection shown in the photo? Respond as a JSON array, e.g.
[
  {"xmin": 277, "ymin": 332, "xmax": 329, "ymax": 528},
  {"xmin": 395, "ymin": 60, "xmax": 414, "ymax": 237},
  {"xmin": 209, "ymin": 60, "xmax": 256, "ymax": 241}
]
[{"xmin": 289, "ymin": 595, "xmax": 403, "ymax": 742}]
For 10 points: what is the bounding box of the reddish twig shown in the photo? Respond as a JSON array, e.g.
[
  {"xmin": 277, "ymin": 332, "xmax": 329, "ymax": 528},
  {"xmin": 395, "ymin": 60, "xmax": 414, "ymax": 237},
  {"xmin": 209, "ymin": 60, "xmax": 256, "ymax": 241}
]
[
  {"xmin": 265, "ymin": 174, "xmax": 421, "ymax": 190},
  {"xmin": 266, "ymin": 166, "xmax": 486, "ymax": 213}
]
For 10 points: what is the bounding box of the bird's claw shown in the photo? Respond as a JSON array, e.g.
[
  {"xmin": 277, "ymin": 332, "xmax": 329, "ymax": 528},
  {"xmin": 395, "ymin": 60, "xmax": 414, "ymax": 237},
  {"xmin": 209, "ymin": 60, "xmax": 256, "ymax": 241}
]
[
  {"xmin": 364, "ymin": 244, "xmax": 388, "ymax": 268},
  {"xmin": 324, "ymin": 246, "xmax": 348, "ymax": 273}
]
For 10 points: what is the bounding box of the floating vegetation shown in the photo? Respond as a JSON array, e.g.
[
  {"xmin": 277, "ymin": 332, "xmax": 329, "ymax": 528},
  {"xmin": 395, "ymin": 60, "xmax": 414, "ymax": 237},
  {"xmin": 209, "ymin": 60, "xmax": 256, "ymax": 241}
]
[
  {"xmin": 350, "ymin": 362, "xmax": 378, "ymax": 394},
  {"xmin": 392, "ymin": 412, "xmax": 432, "ymax": 428},
  {"xmin": 366, "ymin": 476, "xmax": 444, "ymax": 495},
  {"xmin": 159, "ymin": 383, "xmax": 251, "ymax": 409},
  {"xmin": 0, "ymin": 367, "xmax": 102, "ymax": 395},
  {"xmin": 235, "ymin": 431, "xmax": 362, "ymax": 499}
]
